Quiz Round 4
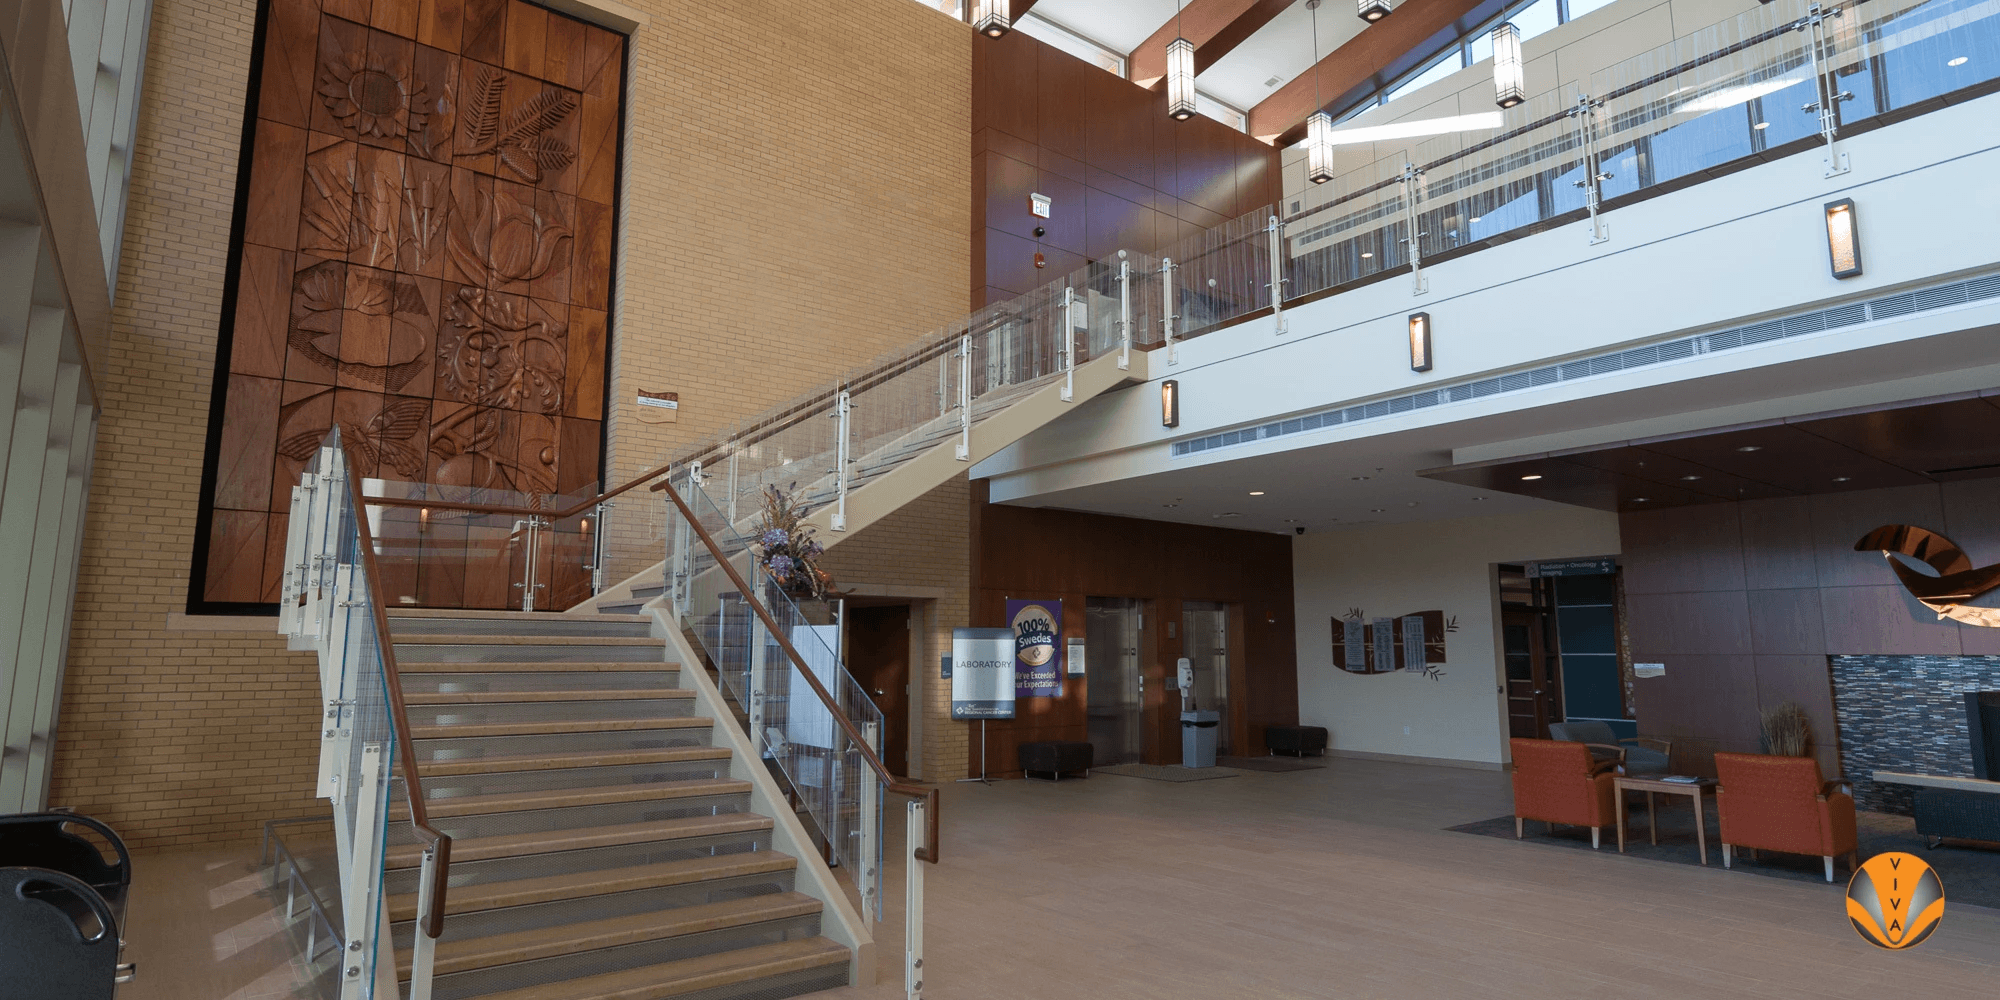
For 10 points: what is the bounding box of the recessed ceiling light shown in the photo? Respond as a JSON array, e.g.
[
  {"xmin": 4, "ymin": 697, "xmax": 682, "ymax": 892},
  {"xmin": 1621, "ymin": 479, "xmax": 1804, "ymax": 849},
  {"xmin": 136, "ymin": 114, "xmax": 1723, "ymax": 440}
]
[
  {"xmin": 1736, "ymin": 445, "xmax": 1763, "ymax": 452},
  {"xmin": 1833, "ymin": 476, "xmax": 1851, "ymax": 482},
  {"xmin": 1213, "ymin": 512, "xmax": 1243, "ymax": 518},
  {"xmin": 1520, "ymin": 474, "xmax": 1543, "ymax": 481},
  {"xmin": 1633, "ymin": 497, "xmax": 1649, "ymax": 502},
  {"xmin": 1370, "ymin": 508, "xmax": 1386, "ymax": 513},
  {"xmin": 1681, "ymin": 475, "xmax": 1702, "ymax": 481},
  {"xmin": 1361, "ymin": 252, "xmax": 1374, "ymax": 259},
  {"xmin": 1162, "ymin": 503, "xmax": 1179, "ymax": 508},
  {"xmin": 1469, "ymin": 216, "xmax": 1482, "ymax": 223},
  {"xmin": 1350, "ymin": 475, "xmax": 1371, "ymax": 481},
  {"xmin": 1249, "ymin": 491, "xmax": 1265, "ymax": 496},
  {"xmin": 1406, "ymin": 502, "xmax": 1419, "ymax": 507},
  {"xmin": 1949, "ymin": 56, "xmax": 1969, "ymax": 66},
  {"xmin": 1752, "ymin": 121, "xmax": 1769, "ymax": 130},
  {"xmin": 1471, "ymin": 496, "xmax": 1486, "ymax": 501}
]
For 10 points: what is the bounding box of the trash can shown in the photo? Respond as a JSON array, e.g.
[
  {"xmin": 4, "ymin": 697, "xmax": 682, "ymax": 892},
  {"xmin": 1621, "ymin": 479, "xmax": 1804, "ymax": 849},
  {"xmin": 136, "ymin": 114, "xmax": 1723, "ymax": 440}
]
[{"xmin": 1180, "ymin": 710, "xmax": 1220, "ymax": 768}]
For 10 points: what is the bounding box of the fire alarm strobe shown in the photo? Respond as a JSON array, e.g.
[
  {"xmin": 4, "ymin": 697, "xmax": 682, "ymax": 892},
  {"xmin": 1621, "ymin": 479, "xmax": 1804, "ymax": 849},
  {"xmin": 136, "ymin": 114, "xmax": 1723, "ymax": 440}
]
[{"xmin": 1029, "ymin": 193, "xmax": 1051, "ymax": 218}]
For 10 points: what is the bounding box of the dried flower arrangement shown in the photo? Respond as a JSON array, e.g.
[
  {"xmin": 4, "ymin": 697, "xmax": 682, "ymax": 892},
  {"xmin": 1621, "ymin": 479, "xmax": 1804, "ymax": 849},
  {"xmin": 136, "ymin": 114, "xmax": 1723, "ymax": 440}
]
[
  {"xmin": 752, "ymin": 483, "xmax": 834, "ymax": 601},
  {"xmin": 1760, "ymin": 701, "xmax": 1813, "ymax": 757}
]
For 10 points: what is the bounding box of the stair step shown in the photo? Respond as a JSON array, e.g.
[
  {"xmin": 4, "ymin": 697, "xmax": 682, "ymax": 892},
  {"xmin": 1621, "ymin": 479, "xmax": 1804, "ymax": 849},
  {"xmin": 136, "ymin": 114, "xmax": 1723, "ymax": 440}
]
[
  {"xmin": 387, "ymin": 814, "xmax": 776, "ymax": 869},
  {"xmin": 395, "ymin": 778, "xmax": 751, "ymax": 820},
  {"xmin": 389, "ymin": 609, "xmax": 645, "ymax": 624},
  {"xmin": 411, "ymin": 717, "xmax": 711, "ymax": 740},
  {"xmin": 418, "ymin": 747, "xmax": 732, "ymax": 778},
  {"xmin": 396, "ymin": 635, "xmax": 666, "ymax": 647},
  {"xmin": 400, "ymin": 893, "xmax": 823, "ymax": 979},
  {"xmin": 404, "ymin": 689, "xmax": 694, "ymax": 706},
  {"xmin": 400, "ymin": 662, "xmax": 679, "ymax": 674},
  {"xmin": 388, "ymin": 851, "xmax": 799, "ymax": 922},
  {"xmin": 471, "ymin": 937, "xmax": 850, "ymax": 1000}
]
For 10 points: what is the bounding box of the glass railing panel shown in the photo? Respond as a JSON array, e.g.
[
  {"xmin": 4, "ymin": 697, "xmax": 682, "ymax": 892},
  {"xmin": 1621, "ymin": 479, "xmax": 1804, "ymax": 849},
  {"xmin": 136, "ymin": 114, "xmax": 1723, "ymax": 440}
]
[
  {"xmin": 1162, "ymin": 207, "xmax": 1273, "ymax": 336},
  {"xmin": 1867, "ymin": 0, "xmax": 2000, "ymax": 110}
]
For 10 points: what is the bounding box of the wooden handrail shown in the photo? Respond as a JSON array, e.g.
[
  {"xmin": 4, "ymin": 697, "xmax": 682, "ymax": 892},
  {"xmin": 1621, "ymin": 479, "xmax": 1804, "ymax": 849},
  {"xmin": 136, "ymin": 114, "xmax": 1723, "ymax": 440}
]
[
  {"xmin": 336, "ymin": 440, "xmax": 454, "ymax": 938},
  {"xmin": 652, "ymin": 475, "xmax": 940, "ymax": 864}
]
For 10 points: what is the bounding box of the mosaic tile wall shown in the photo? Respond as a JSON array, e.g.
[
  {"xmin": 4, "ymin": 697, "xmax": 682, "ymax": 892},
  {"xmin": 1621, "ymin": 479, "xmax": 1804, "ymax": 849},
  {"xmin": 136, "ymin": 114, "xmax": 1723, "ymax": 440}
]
[{"xmin": 1830, "ymin": 654, "xmax": 2000, "ymax": 813}]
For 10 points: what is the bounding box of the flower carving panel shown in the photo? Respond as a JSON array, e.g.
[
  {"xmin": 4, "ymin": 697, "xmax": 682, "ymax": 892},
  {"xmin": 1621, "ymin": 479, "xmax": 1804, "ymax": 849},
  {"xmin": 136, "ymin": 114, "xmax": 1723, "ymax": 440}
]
[{"xmin": 201, "ymin": 0, "xmax": 623, "ymax": 608}]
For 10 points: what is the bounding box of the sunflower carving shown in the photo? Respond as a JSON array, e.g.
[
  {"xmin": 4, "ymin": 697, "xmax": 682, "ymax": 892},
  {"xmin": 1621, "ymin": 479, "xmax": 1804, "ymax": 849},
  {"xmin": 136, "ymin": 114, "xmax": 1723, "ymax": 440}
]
[{"xmin": 318, "ymin": 49, "xmax": 428, "ymax": 140}]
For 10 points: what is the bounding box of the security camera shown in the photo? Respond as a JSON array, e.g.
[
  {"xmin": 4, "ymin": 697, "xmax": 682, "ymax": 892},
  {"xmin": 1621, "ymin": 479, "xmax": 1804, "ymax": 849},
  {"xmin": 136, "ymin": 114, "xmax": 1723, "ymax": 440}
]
[
  {"xmin": 1033, "ymin": 225, "xmax": 1046, "ymax": 238},
  {"xmin": 1294, "ymin": 525, "xmax": 1306, "ymax": 535}
]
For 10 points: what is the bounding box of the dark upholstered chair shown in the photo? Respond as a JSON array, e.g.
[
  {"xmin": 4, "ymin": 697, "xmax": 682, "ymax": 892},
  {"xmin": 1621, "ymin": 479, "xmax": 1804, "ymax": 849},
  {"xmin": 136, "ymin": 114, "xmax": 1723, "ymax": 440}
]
[
  {"xmin": 1019, "ymin": 741, "xmax": 1093, "ymax": 781},
  {"xmin": 1264, "ymin": 725, "xmax": 1328, "ymax": 757},
  {"xmin": 1548, "ymin": 721, "xmax": 1672, "ymax": 777},
  {"xmin": 1714, "ymin": 752, "xmax": 1858, "ymax": 882},
  {"xmin": 1510, "ymin": 738, "xmax": 1619, "ymax": 848}
]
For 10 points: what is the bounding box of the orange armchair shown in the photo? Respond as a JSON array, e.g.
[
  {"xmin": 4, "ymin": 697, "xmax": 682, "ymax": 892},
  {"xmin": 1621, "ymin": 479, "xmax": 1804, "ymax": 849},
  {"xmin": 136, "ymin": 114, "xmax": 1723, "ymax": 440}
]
[
  {"xmin": 1510, "ymin": 738, "xmax": 1619, "ymax": 848},
  {"xmin": 1714, "ymin": 752, "xmax": 1859, "ymax": 882}
]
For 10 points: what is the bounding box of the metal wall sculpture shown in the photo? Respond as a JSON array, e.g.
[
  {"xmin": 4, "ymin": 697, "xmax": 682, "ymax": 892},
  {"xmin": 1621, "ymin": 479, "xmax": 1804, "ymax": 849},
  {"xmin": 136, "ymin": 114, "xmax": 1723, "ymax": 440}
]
[
  {"xmin": 196, "ymin": 0, "xmax": 624, "ymax": 610},
  {"xmin": 1856, "ymin": 525, "xmax": 2000, "ymax": 627}
]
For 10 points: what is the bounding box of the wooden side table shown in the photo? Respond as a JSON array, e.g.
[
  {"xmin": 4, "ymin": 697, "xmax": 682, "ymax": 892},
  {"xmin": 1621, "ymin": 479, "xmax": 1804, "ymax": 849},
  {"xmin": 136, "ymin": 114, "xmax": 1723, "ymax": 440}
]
[{"xmin": 1614, "ymin": 775, "xmax": 1719, "ymax": 864}]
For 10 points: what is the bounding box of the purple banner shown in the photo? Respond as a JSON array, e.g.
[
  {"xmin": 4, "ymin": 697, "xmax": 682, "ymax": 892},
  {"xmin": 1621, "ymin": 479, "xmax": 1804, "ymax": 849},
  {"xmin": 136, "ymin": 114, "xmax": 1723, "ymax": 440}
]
[{"xmin": 1006, "ymin": 598, "xmax": 1064, "ymax": 698}]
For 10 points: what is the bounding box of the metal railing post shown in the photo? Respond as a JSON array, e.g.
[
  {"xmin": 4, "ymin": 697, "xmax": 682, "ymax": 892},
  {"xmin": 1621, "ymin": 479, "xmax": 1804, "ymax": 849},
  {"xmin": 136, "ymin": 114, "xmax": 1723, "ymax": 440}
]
[
  {"xmin": 587, "ymin": 501, "xmax": 609, "ymax": 596},
  {"xmin": 905, "ymin": 796, "xmax": 926, "ymax": 1000},
  {"xmin": 1399, "ymin": 164, "xmax": 1430, "ymax": 295},
  {"xmin": 1116, "ymin": 253, "xmax": 1131, "ymax": 371},
  {"xmin": 832, "ymin": 390, "xmax": 851, "ymax": 531},
  {"xmin": 1796, "ymin": 3, "xmax": 1853, "ymax": 177},
  {"xmin": 1568, "ymin": 95, "xmax": 1613, "ymax": 246},
  {"xmin": 726, "ymin": 449, "xmax": 740, "ymax": 523},
  {"xmin": 340, "ymin": 742, "xmax": 388, "ymax": 1000},
  {"xmin": 860, "ymin": 720, "xmax": 881, "ymax": 921},
  {"xmin": 954, "ymin": 335, "xmax": 971, "ymax": 461},
  {"xmin": 408, "ymin": 846, "xmax": 440, "ymax": 1000},
  {"xmin": 1267, "ymin": 216, "xmax": 1287, "ymax": 335},
  {"xmin": 1159, "ymin": 257, "xmax": 1178, "ymax": 366},
  {"xmin": 514, "ymin": 514, "xmax": 546, "ymax": 612},
  {"xmin": 1060, "ymin": 286, "xmax": 1076, "ymax": 402}
]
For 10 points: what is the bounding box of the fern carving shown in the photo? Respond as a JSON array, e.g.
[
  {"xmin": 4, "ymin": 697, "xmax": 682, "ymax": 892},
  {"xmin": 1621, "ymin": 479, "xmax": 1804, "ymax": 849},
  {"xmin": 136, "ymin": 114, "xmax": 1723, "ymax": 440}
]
[{"xmin": 454, "ymin": 68, "xmax": 578, "ymax": 182}]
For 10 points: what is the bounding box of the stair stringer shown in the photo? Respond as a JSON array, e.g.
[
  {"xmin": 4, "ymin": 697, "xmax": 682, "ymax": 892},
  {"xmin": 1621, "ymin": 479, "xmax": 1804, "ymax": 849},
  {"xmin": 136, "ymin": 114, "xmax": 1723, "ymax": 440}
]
[
  {"xmin": 572, "ymin": 347, "xmax": 1146, "ymax": 613},
  {"xmin": 643, "ymin": 605, "xmax": 877, "ymax": 988}
]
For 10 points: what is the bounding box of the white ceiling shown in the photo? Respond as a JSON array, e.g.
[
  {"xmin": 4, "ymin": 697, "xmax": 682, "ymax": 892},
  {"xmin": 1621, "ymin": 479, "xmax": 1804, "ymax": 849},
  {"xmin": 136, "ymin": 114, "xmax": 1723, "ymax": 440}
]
[{"xmin": 1027, "ymin": 0, "xmax": 1185, "ymax": 54}]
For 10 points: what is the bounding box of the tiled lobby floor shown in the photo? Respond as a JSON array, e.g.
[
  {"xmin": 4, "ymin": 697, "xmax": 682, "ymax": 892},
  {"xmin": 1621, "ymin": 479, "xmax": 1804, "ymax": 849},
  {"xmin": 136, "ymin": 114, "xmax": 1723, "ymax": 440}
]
[{"xmin": 123, "ymin": 756, "xmax": 2000, "ymax": 999}]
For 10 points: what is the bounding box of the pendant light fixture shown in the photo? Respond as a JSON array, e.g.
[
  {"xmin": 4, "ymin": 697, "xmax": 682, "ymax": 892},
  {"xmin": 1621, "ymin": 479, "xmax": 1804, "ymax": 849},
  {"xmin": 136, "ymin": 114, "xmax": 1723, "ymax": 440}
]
[
  {"xmin": 974, "ymin": 0, "xmax": 1010, "ymax": 38},
  {"xmin": 1305, "ymin": 0, "xmax": 1334, "ymax": 184},
  {"xmin": 1166, "ymin": 0, "xmax": 1196, "ymax": 120},
  {"xmin": 1359, "ymin": 0, "xmax": 1393, "ymax": 23},
  {"xmin": 1491, "ymin": 22, "xmax": 1526, "ymax": 108}
]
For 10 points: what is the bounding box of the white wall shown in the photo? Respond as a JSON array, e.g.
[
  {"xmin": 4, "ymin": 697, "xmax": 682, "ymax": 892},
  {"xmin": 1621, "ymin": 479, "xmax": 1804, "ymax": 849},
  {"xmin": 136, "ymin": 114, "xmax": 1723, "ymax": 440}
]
[{"xmin": 1292, "ymin": 508, "xmax": 1620, "ymax": 766}]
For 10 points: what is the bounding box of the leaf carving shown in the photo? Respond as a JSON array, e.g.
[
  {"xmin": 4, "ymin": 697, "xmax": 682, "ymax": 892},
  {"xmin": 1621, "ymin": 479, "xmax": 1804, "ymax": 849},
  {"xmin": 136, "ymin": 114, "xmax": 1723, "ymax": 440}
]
[
  {"xmin": 460, "ymin": 65, "xmax": 507, "ymax": 154},
  {"xmin": 516, "ymin": 136, "xmax": 576, "ymax": 175},
  {"xmin": 500, "ymin": 90, "xmax": 577, "ymax": 144}
]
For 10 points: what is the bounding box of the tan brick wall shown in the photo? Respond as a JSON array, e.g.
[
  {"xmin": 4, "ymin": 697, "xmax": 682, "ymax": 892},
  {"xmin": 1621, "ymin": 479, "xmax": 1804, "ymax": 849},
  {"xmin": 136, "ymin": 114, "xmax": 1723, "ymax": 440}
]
[
  {"xmin": 55, "ymin": 0, "xmax": 971, "ymax": 849},
  {"xmin": 818, "ymin": 475, "xmax": 970, "ymax": 782}
]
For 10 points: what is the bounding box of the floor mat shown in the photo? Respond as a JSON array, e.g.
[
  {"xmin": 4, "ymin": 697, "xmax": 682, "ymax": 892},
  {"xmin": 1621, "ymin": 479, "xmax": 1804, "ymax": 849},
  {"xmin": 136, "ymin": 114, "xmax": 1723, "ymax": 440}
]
[
  {"xmin": 1219, "ymin": 755, "xmax": 1325, "ymax": 772},
  {"xmin": 1449, "ymin": 805, "xmax": 2000, "ymax": 909},
  {"xmin": 1095, "ymin": 763, "xmax": 1241, "ymax": 782}
]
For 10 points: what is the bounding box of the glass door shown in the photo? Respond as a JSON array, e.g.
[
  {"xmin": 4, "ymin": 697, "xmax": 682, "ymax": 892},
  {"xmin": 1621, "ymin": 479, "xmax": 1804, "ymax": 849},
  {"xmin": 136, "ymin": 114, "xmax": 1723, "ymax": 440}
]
[
  {"xmin": 1181, "ymin": 601, "xmax": 1230, "ymax": 754},
  {"xmin": 1084, "ymin": 598, "xmax": 1143, "ymax": 766}
]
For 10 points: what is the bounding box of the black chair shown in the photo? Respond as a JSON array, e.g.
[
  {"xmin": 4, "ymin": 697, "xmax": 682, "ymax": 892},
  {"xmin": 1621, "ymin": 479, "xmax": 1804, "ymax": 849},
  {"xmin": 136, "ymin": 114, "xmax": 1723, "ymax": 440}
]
[
  {"xmin": 1265, "ymin": 725, "xmax": 1328, "ymax": 757},
  {"xmin": 1, "ymin": 866, "xmax": 122, "ymax": 999},
  {"xmin": 0, "ymin": 812, "xmax": 131, "ymax": 934}
]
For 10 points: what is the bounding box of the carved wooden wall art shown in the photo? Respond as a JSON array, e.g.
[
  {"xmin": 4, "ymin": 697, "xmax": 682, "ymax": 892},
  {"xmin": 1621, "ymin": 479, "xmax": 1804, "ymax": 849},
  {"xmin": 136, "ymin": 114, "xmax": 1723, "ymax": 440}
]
[
  {"xmin": 197, "ymin": 0, "xmax": 625, "ymax": 611},
  {"xmin": 1856, "ymin": 525, "xmax": 2000, "ymax": 628}
]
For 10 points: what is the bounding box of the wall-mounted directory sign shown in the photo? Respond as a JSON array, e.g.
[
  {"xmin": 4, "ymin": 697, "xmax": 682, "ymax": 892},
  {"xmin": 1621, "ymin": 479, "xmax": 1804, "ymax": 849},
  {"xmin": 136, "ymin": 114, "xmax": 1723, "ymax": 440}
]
[
  {"xmin": 1526, "ymin": 557, "xmax": 1617, "ymax": 578},
  {"xmin": 950, "ymin": 628, "xmax": 1016, "ymax": 720}
]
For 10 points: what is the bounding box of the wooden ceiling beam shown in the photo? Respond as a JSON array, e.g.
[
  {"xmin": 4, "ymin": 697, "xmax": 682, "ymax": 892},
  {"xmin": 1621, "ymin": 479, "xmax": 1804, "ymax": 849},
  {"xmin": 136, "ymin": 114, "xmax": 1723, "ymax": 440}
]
[
  {"xmin": 1128, "ymin": 0, "xmax": 1269, "ymax": 89},
  {"xmin": 1248, "ymin": 0, "xmax": 1498, "ymax": 145}
]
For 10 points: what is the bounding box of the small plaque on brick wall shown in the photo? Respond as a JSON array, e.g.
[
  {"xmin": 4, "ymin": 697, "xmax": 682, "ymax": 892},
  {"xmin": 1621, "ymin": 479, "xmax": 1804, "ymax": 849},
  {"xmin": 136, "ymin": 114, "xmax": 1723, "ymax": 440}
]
[{"xmin": 637, "ymin": 390, "xmax": 679, "ymax": 424}]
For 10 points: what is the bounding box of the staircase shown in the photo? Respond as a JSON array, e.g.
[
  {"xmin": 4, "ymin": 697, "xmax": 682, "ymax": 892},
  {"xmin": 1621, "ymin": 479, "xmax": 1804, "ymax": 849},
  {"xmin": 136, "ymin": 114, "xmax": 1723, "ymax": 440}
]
[{"xmin": 379, "ymin": 608, "xmax": 862, "ymax": 1000}]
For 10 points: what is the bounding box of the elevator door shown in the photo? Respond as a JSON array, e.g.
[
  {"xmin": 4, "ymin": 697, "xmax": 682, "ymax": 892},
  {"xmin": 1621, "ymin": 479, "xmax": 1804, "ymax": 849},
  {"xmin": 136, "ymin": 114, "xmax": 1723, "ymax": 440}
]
[
  {"xmin": 1181, "ymin": 601, "xmax": 1230, "ymax": 755},
  {"xmin": 1085, "ymin": 599, "xmax": 1143, "ymax": 766}
]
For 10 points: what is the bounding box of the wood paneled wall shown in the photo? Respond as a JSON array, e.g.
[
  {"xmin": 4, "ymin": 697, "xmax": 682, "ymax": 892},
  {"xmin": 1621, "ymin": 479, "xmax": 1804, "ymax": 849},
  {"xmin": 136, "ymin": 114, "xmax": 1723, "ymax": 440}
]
[
  {"xmin": 967, "ymin": 481, "xmax": 1298, "ymax": 777},
  {"xmin": 1621, "ymin": 479, "xmax": 2000, "ymax": 778},
  {"xmin": 970, "ymin": 30, "xmax": 1281, "ymax": 309}
]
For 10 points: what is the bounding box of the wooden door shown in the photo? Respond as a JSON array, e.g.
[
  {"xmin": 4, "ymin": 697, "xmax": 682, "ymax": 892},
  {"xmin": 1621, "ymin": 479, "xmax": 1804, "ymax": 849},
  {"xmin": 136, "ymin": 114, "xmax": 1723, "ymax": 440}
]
[
  {"xmin": 1502, "ymin": 608, "xmax": 1561, "ymax": 739},
  {"xmin": 846, "ymin": 605, "xmax": 911, "ymax": 776}
]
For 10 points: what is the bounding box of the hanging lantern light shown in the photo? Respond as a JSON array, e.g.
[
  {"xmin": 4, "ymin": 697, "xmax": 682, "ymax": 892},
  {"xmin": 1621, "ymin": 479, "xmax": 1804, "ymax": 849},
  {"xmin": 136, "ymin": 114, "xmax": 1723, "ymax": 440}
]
[
  {"xmin": 1166, "ymin": 38, "xmax": 1197, "ymax": 121},
  {"xmin": 1492, "ymin": 23, "xmax": 1526, "ymax": 108},
  {"xmin": 974, "ymin": 0, "xmax": 1010, "ymax": 38},
  {"xmin": 1304, "ymin": 1, "xmax": 1334, "ymax": 184},
  {"xmin": 1306, "ymin": 111, "xmax": 1336, "ymax": 184},
  {"xmin": 1359, "ymin": 0, "xmax": 1393, "ymax": 23}
]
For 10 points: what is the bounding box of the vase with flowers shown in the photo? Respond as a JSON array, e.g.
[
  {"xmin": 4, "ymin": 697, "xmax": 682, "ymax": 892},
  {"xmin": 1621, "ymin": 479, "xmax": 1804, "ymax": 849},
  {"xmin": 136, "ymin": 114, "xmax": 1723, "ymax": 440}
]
[{"xmin": 751, "ymin": 484, "xmax": 836, "ymax": 613}]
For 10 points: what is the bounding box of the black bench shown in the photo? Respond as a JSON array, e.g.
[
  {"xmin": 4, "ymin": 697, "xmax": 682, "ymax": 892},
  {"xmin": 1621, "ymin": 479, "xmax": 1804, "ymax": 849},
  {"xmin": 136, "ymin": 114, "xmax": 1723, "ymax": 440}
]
[
  {"xmin": 1019, "ymin": 741, "xmax": 1094, "ymax": 781},
  {"xmin": 1265, "ymin": 725, "xmax": 1328, "ymax": 758}
]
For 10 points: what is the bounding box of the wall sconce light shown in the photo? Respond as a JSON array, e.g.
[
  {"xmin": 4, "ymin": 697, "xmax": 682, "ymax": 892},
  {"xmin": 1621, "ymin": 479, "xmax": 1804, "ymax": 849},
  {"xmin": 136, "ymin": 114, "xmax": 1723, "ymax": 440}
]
[
  {"xmin": 1166, "ymin": 37, "xmax": 1197, "ymax": 120},
  {"xmin": 1359, "ymin": 0, "xmax": 1393, "ymax": 23},
  {"xmin": 1408, "ymin": 312, "xmax": 1432, "ymax": 372},
  {"xmin": 1161, "ymin": 379, "xmax": 1180, "ymax": 427},
  {"xmin": 1824, "ymin": 198, "xmax": 1861, "ymax": 278},
  {"xmin": 1492, "ymin": 23, "xmax": 1525, "ymax": 108},
  {"xmin": 973, "ymin": 0, "xmax": 1010, "ymax": 37}
]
